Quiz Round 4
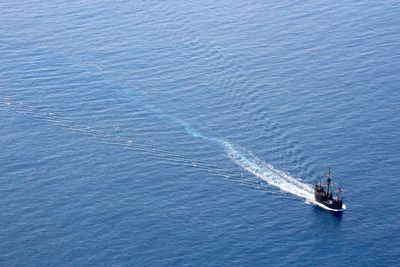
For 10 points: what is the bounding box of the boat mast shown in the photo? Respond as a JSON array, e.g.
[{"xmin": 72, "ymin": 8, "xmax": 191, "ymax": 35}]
[{"xmin": 327, "ymin": 168, "xmax": 332, "ymax": 194}]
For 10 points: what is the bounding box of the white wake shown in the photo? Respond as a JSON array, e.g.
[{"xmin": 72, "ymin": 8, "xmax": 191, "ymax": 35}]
[{"xmin": 224, "ymin": 141, "xmax": 315, "ymax": 201}]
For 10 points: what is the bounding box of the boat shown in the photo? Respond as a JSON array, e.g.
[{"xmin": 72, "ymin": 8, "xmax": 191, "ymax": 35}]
[{"xmin": 314, "ymin": 168, "xmax": 344, "ymax": 211}]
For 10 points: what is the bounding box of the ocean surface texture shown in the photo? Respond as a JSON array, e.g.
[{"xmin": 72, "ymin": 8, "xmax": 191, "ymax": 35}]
[{"xmin": 1, "ymin": 1, "xmax": 400, "ymax": 266}]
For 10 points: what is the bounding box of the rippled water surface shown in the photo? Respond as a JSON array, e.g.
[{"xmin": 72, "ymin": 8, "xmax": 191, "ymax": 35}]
[{"xmin": 1, "ymin": 1, "xmax": 400, "ymax": 265}]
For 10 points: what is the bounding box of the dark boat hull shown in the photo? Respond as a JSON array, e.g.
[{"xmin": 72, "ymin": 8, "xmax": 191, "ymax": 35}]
[{"xmin": 314, "ymin": 192, "xmax": 343, "ymax": 210}]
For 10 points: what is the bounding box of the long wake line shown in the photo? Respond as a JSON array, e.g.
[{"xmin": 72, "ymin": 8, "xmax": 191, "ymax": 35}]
[
  {"xmin": 147, "ymin": 98, "xmax": 316, "ymax": 202},
  {"xmin": 1, "ymin": 96, "xmax": 315, "ymax": 203},
  {"xmin": 173, "ymin": 115, "xmax": 316, "ymax": 202}
]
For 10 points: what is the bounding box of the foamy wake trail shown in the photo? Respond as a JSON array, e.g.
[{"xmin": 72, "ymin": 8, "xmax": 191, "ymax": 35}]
[
  {"xmin": 224, "ymin": 141, "xmax": 314, "ymax": 201},
  {"xmin": 2, "ymin": 96, "xmax": 319, "ymax": 203}
]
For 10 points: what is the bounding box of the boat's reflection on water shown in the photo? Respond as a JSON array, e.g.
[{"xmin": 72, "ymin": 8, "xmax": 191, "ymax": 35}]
[{"xmin": 313, "ymin": 205, "xmax": 343, "ymax": 222}]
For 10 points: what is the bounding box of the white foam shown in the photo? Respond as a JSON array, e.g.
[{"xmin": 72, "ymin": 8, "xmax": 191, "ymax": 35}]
[
  {"xmin": 311, "ymin": 200, "xmax": 347, "ymax": 212},
  {"xmin": 224, "ymin": 141, "xmax": 314, "ymax": 201}
]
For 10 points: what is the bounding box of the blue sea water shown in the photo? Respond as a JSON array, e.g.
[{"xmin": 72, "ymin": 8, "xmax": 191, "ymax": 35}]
[{"xmin": 1, "ymin": 0, "xmax": 400, "ymax": 265}]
